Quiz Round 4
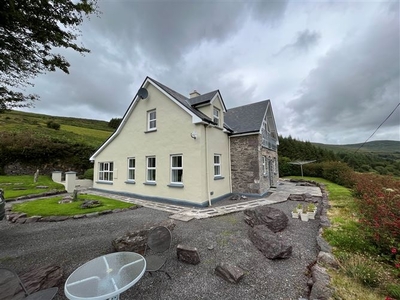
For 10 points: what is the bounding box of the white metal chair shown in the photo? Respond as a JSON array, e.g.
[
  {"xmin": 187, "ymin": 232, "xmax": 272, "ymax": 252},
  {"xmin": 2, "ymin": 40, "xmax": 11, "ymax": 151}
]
[
  {"xmin": 0, "ymin": 267, "xmax": 58, "ymax": 300},
  {"xmin": 144, "ymin": 226, "xmax": 172, "ymax": 279}
]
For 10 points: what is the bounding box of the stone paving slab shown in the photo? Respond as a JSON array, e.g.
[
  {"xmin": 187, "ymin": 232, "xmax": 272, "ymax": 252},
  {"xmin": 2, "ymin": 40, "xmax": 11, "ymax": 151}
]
[{"xmin": 82, "ymin": 180, "xmax": 322, "ymax": 221}]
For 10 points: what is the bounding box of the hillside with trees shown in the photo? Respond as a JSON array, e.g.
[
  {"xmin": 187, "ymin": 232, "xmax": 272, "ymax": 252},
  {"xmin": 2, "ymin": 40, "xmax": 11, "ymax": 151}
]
[{"xmin": 278, "ymin": 136, "xmax": 400, "ymax": 177}]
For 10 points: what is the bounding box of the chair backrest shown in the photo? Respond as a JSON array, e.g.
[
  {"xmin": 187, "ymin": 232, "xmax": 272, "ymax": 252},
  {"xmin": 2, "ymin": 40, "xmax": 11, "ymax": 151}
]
[
  {"xmin": 0, "ymin": 267, "xmax": 28, "ymax": 300},
  {"xmin": 147, "ymin": 226, "xmax": 172, "ymax": 253}
]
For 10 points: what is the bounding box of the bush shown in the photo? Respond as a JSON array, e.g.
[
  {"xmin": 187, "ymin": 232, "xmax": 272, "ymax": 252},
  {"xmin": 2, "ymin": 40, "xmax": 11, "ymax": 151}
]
[
  {"xmin": 46, "ymin": 120, "xmax": 60, "ymax": 130},
  {"xmin": 83, "ymin": 168, "xmax": 94, "ymax": 180},
  {"xmin": 302, "ymin": 161, "xmax": 355, "ymax": 187},
  {"xmin": 353, "ymin": 173, "xmax": 400, "ymax": 251}
]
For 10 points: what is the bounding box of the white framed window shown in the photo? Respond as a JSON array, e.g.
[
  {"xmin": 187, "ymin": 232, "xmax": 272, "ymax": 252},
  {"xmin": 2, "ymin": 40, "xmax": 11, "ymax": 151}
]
[
  {"xmin": 147, "ymin": 109, "xmax": 156, "ymax": 131},
  {"xmin": 213, "ymin": 107, "xmax": 220, "ymax": 126},
  {"xmin": 146, "ymin": 156, "xmax": 156, "ymax": 182},
  {"xmin": 214, "ymin": 154, "xmax": 221, "ymax": 177},
  {"xmin": 171, "ymin": 155, "xmax": 183, "ymax": 184},
  {"xmin": 127, "ymin": 157, "xmax": 135, "ymax": 181},
  {"xmin": 262, "ymin": 156, "xmax": 267, "ymax": 175},
  {"xmin": 98, "ymin": 162, "xmax": 113, "ymax": 182}
]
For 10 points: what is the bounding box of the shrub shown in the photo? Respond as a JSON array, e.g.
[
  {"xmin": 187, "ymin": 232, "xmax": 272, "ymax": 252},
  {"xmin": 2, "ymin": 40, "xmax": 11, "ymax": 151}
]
[
  {"xmin": 46, "ymin": 120, "xmax": 60, "ymax": 130},
  {"xmin": 83, "ymin": 168, "xmax": 94, "ymax": 180},
  {"xmin": 353, "ymin": 173, "xmax": 400, "ymax": 251}
]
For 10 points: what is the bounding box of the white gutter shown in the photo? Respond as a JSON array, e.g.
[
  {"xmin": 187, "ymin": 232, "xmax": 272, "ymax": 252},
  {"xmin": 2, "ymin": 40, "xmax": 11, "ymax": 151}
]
[
  {"xmin": 204, "ymin": 124, "xmax": 212, "ymax": 207},
  {"xmin": 228, "ymin": 136, "xmax": 232, "ymax": 194}
]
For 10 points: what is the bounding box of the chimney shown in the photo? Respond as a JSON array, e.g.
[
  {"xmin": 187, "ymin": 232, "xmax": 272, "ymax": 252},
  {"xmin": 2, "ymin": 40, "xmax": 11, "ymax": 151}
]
[{"xmin": 190, "ymin": 90, "xmax": 200, "ymax": 98}]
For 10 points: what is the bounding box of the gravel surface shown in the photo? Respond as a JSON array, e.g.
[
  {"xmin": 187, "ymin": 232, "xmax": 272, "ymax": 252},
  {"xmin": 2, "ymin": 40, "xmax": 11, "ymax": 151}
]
[{"xmin": 0, "ymin": 199, "xmax": 321, "ymax": 300}]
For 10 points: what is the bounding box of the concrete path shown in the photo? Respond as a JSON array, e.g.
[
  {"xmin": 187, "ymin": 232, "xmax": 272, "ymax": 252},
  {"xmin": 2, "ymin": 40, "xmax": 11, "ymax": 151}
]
[{"xmin": 84, "ymin": 180, "xmax": 322, "ymax": 222}]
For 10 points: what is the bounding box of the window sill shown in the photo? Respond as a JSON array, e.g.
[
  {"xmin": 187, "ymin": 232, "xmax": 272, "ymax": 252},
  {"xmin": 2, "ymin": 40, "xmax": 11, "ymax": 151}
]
[
  {"xmin": 125, "ymin": 180, "xmax": 136, "ymax": 184},
  {"xmin": 143, "ymin": 182, "xmax": 156, "ymax": 186},
  {"xmin": 214, "ymin": 176, "xmax": 225, "ymax": 180},
  {"xmin": 95, "ymin": 181, "xmax": 113, "ymax": 185},
  {"xmin": 144, "ymin": 129, "xmax": 157, "ymax": 133},
  {"xmin": 168, "ymin": 183, "xmax": 184, "ymax": 188}
]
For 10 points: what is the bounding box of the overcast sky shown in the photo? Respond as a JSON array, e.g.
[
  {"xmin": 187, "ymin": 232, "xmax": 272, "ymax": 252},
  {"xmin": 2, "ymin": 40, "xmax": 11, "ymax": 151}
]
[{"xmin": 22, "ymin": 0, "xmax": 399, "ymax": 145}]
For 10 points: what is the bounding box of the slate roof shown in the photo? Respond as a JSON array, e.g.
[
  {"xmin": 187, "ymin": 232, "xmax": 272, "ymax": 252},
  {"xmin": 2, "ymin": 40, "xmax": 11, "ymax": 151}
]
[
  {"xmin": 187, "ymin": 90, "xmax": 219, "ymax": 106},
  {"xmin": 149, "ymin": 77, "xmax": 213, "ymax": 124},
  {"xmin": 224, "ymin": 100, "xmax": 270, "ymax": 134}
]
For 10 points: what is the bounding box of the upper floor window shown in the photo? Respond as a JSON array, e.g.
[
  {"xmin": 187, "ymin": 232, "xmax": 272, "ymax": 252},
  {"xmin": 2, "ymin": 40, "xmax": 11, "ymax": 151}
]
[
  {"xmin": 99, "ymin": 162, "xmax": 113, "ymax": 182},
  {"xmin": 146, "ymin": 156, "xmax": 156, "ymax": 182},
  {"xmin": 171, "ymin": 155, "xmax": 183, "ymax": 184},
  {"xmin": 213, "ymin": 107, "xmax": 220, "ymax": 126},
  {"xmin": 127, "ymin": 157, "xmax": 135, "ymax": 181},
  {"xmin": 147, "ymin": 109, "xmax": 156, "ymax": 131},
  {"xmin": 214, "ymin": 154, "xmax": 221, "ymax": 177}
]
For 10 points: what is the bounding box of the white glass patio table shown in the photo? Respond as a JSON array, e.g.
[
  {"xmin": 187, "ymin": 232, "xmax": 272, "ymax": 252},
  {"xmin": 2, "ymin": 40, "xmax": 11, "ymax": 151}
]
[{"xmin": 64, "ymin": 252, "xmax": 146, "ymax": 300}]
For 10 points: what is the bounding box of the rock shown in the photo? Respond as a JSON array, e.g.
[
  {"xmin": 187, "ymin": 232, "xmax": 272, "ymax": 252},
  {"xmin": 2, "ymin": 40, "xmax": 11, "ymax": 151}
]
[
  {"xmin": 98, "ymin": 210, "xmax": 113, "ymax": 215},
  {"xmin": 316, "ymin": 236, "xmax": 332, "ymax": 253},
  {"xmin": 25, "ymin": 216, "xmax": 42, "ymax": 223},
  {"xmin": 112, "ymin": 219, "xmax": 176, "ymax": 254},
  {"xmin": 317, "ymin": 251, "xmax": 339, "ymax": 269},
  {"xmin": 309, "ymin": 264, "xmax": 332, "ymax": 300},
  {"xmin": 287, "ymin": 194, "xmax": 304, "ymax": 201},
  {"xmin": 35, "ymin": 186, "xmax": 49, "ymax": 189},
  {"xmin": 230, "ymin": 194, "xmax": 240, "ymax": 201},
  {"xmin": 40, "ymin": 216, "xmax": 69, "ymax": 222},
  {"xmin": 244, "ymin": 206, "xmax": 288, "ymax": 232},
  {"xmin": 215, "ymin": 263, "xmax": 244, "ymax": 283},
  {"xmin": 86, "ymin": 212, "xmax": 99, "ymax": 218},
  {"xmin": 319, "ymin": 216, "xmax": 331, "ymax": 228},
  {"xmin": 177, "ymin": 244, "xmax": 200, "ymax": 265},
  {"xmin": 80, "ymin": 200, "xmax": 101, "ymax": 209},
  {"xmin": 73, "ymin": 214, "xmax": 86, "ymax": 219},
  {"xmin": 19, "ymin": 265, "xmax": 62, "ymax": 295},
  {"xmin": 9, "ymin": 213, "xmax": 27, "ymax": 223},
  {"xmin": 248, "ymin": 225, "xmax": 292, "ymax": 259}
]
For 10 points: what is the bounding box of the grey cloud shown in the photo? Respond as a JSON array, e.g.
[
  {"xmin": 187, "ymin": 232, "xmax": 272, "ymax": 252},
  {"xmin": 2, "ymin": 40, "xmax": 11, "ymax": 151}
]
[
  {"xmin": 275, "ymin": 29, "xmax": 321, "ymax": 56},
  {"xmin": 288, "ymin": 11, "xmax": 399, "ymax": 138},
  {"xmin": 87, "ymin": 0, "xmax": 288, "ymax": 65}
]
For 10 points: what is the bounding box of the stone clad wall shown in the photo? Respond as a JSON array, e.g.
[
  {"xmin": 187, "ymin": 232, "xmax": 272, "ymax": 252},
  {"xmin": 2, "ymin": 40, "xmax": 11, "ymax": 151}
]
[
  {"xmin": 230, "ymin": 134, "xmax": 260, "ymax": 194},
  {"xmin": 230, "ymin": 134, "xmax": 279, "ymax": 195}
]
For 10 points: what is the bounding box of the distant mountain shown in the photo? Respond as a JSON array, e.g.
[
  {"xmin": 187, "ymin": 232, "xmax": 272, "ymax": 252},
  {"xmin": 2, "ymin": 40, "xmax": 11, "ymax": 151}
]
[{"xmin": 312, "ymin": 140, "xmax": 400, "ymax": 154}]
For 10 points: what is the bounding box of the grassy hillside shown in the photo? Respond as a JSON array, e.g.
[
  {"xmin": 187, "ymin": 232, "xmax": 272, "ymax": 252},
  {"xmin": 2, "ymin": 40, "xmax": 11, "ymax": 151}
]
[{"xmin": 0, "ymin": 110, "xmax": 114, "ymax": 174}]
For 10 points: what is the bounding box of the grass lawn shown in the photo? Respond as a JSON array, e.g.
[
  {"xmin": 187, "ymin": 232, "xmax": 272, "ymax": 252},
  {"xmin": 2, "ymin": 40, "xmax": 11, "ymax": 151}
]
[
  {"xmin": 0, "ymin": 175, "xmax": 65, "ymax": 200},
  {"xmin": 285, "ymin": 176, "xmax": 399, "ymax": 300},
  {"xmin": 12, "ymin": 194, "xmax": 135, "ymax": 217}
]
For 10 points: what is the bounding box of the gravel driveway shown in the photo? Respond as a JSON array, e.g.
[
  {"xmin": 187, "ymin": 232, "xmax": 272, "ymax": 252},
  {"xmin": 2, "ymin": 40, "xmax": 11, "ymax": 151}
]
[{"xmin": 0, "ymin": 196, "xmax": 321, "ymax": 300}]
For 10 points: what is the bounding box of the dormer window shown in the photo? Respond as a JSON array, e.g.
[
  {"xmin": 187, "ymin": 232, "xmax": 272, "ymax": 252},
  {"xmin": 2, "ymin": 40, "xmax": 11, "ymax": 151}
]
[{"xmin": 213, "ymin": 107, "xmax": 220, "ymax": 126}]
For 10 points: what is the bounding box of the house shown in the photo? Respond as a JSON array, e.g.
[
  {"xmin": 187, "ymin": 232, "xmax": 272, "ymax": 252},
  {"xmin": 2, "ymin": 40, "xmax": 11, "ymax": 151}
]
[{"xmin": 90, "ymin": 77, "xmax": 279, "ymax": 207}]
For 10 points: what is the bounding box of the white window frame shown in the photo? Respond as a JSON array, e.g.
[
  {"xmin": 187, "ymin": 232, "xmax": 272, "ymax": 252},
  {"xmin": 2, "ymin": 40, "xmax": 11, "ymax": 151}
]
[
  {"xmin": 171, "ymin": 155, "xmax": 183, "ymax": 184},
  {"xmin": 146, "ymin": 156, "xmax": 156, "ymax": 182},
  {"xmin": 147, "ymin": 109, "xmax": 156, "ymax": 131},
  {"xmin": 127, "ymin": 157, "xmax": 135, "ymax": 181},
  {"xmin": 98, "ymin": 162, "xmax": 113, "ymax": 182},
  {"xmin": 213, "ymin": 107, "xmax": 220, "ymax": 126},
  {"xmin": 214, "ymin": 154, "xmax": 221, "ymax": 177},
  {"xmin": 262, "ymin": 156, "xmax": 267, "ymax": 175}
]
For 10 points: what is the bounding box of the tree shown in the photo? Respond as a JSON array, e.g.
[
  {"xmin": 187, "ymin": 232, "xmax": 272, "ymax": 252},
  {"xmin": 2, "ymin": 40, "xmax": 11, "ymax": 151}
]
[{"xmin": 0, "ymin": 0, "xmax": 99, "ymax": 110}]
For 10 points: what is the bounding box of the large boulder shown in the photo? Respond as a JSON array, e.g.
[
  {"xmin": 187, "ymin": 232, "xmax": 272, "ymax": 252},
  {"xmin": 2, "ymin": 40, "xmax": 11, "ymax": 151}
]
[
  {"xmin": 18, "ymin": 265, "xmax": 62, "ymax": 297},
  {"xmin": 244, "ymin": 206, "xmax": 288, "ymax": 232},
  {"xmin": 215, "ymin": 263, "xmax": 244, "ymax": 283},
  {"xmin": 177, "ymin": 244, "xmax": 200, "ymax": 265},
  {"xmin": 112, "ymin": 219, "xmax": 175, "ymax": 254},
  {"xmin": 248, "ymin": 225, "xmax": 292, "ymax": 259}
]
